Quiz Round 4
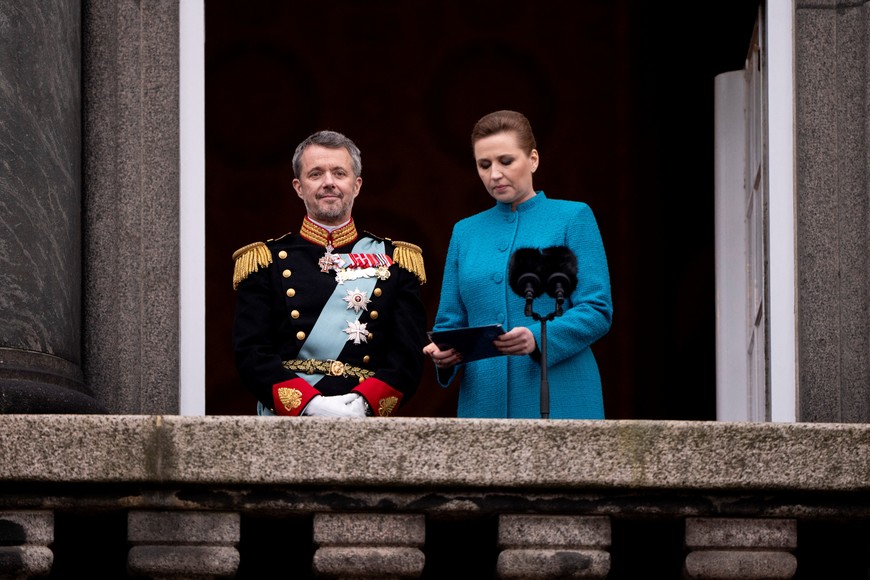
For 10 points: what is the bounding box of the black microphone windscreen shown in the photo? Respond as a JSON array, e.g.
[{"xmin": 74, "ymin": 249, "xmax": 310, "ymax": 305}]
[
  {"xmin": 542, "ymin": 246, "xmax": 578, "ymax": 296},
  {"xmin": 508, "ymin": 248, "xmax": 545, "ymax": 298}
]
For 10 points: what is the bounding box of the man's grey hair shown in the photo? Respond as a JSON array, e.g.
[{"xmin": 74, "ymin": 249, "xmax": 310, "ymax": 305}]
[{"xmin": 292, "ymin": 130, "xmax": 362, "ymax": 178}]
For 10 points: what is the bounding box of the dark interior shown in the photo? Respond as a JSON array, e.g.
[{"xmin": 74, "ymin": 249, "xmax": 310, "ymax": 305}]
[{"xmin": 204, "ymin": 0, "xmax": 762, "ymax": 420}]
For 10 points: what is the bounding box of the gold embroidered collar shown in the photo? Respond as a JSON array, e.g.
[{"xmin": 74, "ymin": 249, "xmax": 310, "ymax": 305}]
[{"xmin": 300, "ymin": 217, "xmax": 358, "ymax": 248}]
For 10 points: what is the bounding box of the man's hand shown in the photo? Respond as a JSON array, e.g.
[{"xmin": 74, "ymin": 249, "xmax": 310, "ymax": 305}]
[
  {"xmin": 303, "ymin": 393, "xmax": 368, "ymax": 417},
  {"xmin": 345, "ymin": 392, "xmax": 371, "ymax": 416}
]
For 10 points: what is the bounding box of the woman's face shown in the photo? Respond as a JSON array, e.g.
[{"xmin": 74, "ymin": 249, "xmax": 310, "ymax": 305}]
[{"xmin": 473, "ymin": 131, "xmax": 539, "ymax": 209}]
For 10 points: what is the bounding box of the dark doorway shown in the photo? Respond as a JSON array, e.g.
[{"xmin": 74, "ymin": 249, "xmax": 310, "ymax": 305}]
[{"xmin": 205, "ymin": 0, "xmax": 760, "ymax": 420}]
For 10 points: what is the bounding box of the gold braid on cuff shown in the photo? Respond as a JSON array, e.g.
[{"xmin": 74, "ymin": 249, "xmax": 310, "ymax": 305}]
[{"xmin": 283, "ymin": 359, "xmax": 375, "ymax": 382}]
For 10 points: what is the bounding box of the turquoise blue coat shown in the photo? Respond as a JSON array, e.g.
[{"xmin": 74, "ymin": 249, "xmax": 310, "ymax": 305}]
[{"xmin": 432, "ymin": 192, "xmax": 612, "ymax": 419}]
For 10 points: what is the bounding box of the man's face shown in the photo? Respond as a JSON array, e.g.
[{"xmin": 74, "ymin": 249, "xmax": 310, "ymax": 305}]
[{"xmin": 292, "ymin": 144, "xmax": 361, "ymax": 225}]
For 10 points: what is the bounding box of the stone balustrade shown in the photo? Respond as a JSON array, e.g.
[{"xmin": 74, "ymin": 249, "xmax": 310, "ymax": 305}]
[{"xmin": 1, "ymin": 416, "xmax": 868, "ymax": 578}]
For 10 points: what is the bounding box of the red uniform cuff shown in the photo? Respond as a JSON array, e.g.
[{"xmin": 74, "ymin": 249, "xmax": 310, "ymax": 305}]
[
  {"xmin": 353, "ymin": 378, "xmax": 403, "ymax": 417},
  {"xmin": 271, "ymin": 378, "xmax": 320, "ymax": 416}
]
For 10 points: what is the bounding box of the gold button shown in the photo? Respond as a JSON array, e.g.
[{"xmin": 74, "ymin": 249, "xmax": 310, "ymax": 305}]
[
  {"xmin": 358, "ymin": 377, "xmax": 365, "ymax": 384},
  {"xmin": 373, "ymin": 288, "xmax": 382, "ymax": 297},
  {"xmin": 278, "ymin": 250, "xmax": 287, "ymax": 259},
  {"xmin": 367, "ymin": 332, "xmax": 373, "ymax": 340},
  {"xmin": 286, "ymin": 288, "xmax": 296, "ymax": 297},
  {"xmin": 370, "ymin": 311, "xmax": 379, "ymax": 320},
  {"xmin": 363, "ymin": 355, "xmax": 370, "ymax": 364},
  {"xmin": 291, "ymin": 310, "xmax": 300, "ymax": 319},
  {"xmin": 296, "ymin": 331, "xmax": 306, "ymax": 340},
  {"xmin": 282, "ymin": 269, "xmax": 291, "ymax": 278}
]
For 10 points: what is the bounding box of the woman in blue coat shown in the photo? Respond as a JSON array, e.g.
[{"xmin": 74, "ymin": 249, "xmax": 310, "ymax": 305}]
[{"xmin": 423, "ymin": 110, "xmax": 613, "ymax": 419}]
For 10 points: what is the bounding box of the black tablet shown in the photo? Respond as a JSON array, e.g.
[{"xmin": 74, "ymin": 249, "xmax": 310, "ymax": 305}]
[{"xmin": 427, "ymin": 324, "xmax": 506, "ymax": 363}]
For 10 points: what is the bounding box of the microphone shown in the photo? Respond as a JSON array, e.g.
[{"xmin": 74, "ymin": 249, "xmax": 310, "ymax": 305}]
[
  {"xmin": 509, "ymin": 248, "xmax": 545, "ymax": 316},
  {"xmin": 508, "ymin": 247, "xmax": 577, "ymax": 420},
  {"xmin": 541, "ymin": 246, "xmax": 578, "ymax": 315}
]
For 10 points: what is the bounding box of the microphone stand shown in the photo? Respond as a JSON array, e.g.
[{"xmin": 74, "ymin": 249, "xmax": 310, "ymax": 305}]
[
  {"xmin": 513, "ymin": 250, "xmax": 575, "ymax": 419},
  {"xmin": 527, "ymin": 299, "xmax": 562, "ymax": 419}
]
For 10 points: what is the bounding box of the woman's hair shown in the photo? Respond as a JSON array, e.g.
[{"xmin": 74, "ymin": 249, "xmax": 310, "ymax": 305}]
[
  {"xmin": 470, "ymin": 110, "xmax": 537, "ymax": 154},
  {"xmin": 292, "ymin": 130, "xmax": 363, "ymax": 178}
]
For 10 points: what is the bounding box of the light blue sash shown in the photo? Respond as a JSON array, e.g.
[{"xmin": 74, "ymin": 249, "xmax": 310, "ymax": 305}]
[{"xmin": 296, "ymin": 237, "xmax": 385, "ymax": 385}]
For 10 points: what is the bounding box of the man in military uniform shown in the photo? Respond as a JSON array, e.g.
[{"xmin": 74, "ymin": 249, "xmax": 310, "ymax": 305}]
[{"xmin": 232, "ymin": 130, "xmax": 427, "ymax": 417}]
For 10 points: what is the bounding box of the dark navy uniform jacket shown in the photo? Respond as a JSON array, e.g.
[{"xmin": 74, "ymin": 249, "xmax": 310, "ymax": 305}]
[{"xmin": 232, "ymin": 218, "xmax": 427, "ymax": 417}]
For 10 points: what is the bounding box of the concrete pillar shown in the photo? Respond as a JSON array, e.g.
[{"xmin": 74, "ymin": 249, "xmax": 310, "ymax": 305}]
[
  {"xmin": 496, "ymin": 514, "xmax": 611, "ymax": 579},
  {"xmin": 80, "ymin": 0, "xmax": 181, "ymax": 414},
  {"xmin": 312, "ymin": 513, "xmax": 425, "ymax": 578},
  {"xmin": 0, "ymin": 2, "xmax": 104, "ymax": 413},
  {"xmin": 127, "ymin": 511, "xmax": 240, "ymax": 579},
  {"xmin": 683, "ymin": 517, "xmax": 797, "ymax": 579},
  {"xmin": 794, "ymin": 0, "xmax": 870, "ymax": 422},
  {"xmin": 0, "ymin": 511, "xmax": 54, "ymax": 578}
]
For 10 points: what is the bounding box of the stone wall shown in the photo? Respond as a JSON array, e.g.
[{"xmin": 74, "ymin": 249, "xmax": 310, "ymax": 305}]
[{"xmin": 1, "ymin": 416, "xmax": 868, "ymax": 577}]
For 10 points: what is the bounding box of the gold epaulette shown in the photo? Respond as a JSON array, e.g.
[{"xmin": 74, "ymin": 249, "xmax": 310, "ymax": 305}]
[
  {"xmin": 391, "ymin": 241, "xmax": 426, "ymax": 285},
  {"xmin": 232, "ymin": 241, "xmax": 273, "ymax": 290}
]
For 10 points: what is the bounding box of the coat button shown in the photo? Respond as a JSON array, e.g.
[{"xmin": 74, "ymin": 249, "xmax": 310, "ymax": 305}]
[
  {"xmin": 296, "ymin": 331, "xmax": 306, "ymax": 340},
  {"xmin": 370, "ymin": 311, "xmax": 379, "ymax": 320},
  {"xmin": 282, "ymin": 269, "xmax": 291, "ymax": 278},
  {"xmin": 373, "ymin": 288, "xmax": 382, "ymax": 297},
  {"xmin": 278, "ymin": 250, "xmax": 287, "ymax": 259},
  {"xmin": 286, "ymin": 288, "xmax": 296, "ymax": 297},
  {"xmin": 291, "ymin": 310, "xmax": 300, "ymax": 319},
  {"xmin": 363, "ymin": 355, "xmax": 371, "ymax": 364}
]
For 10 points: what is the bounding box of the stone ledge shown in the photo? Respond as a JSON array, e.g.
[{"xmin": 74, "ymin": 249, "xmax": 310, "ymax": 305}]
[{"xmin": 1, "ymin": 415, "xmax": 869, "ymax": 491}]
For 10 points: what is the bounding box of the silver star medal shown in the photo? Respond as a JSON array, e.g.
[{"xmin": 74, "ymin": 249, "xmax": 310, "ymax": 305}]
[
  {"xmin": 343, "ymin": 288, "xmax": 371, "ymax": 313},
  {"xmin": 343, "ymin": 320, "xmax": 369, "ymax": 344}
]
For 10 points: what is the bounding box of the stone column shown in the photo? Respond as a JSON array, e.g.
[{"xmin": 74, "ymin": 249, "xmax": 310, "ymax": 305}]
[
  {"xmin": 0, "ymin": 511, "xmax": 54, "ymax": 578},
  {"xmin": 127, "ymin": 511, "xmax": 240, "ymax": 579},
  {"xmin": 794, "ymin": 0, "xmax": 870, "ymax": 422},
  {"xmin": 0, "ymin": 2, "xmax": 105, "ymax": 413},
  {"xmin": 81, "ymin": 0, "xmax": 181, "ymax": 415},
  {"xmin": 683, "ymin": 517, "xmax": 797, "ymax": 579},
  {"xmin": 312, "ymin": 513, "xmax": 425, "ymax": 578},
  {"xmin": 496, "ymin": 514, "xmax": 611, "ymax": 579}
]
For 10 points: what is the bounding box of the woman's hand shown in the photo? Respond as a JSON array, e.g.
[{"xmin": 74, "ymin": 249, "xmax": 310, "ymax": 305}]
[
  {"xmin": 423, "ymin": 342, "xmax": 462, "ymax": 369},
  {"xmin": 493, "ymin": 326, "xmax": 537, "ymax": 355}
]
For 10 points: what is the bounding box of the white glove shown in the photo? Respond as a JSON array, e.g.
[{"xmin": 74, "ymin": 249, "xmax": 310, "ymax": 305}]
[
  {"xmin": 303, "ymin": 393, "xmax": 365, "ymax": 417},
  {"xmin": 346, "ymin": 393, "xmax": 371, "ymax": 417}
]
